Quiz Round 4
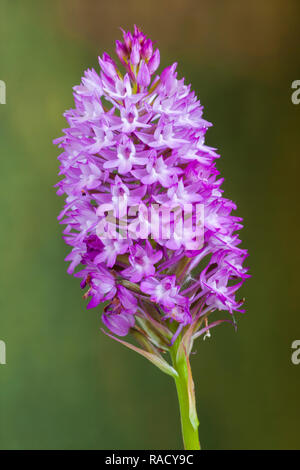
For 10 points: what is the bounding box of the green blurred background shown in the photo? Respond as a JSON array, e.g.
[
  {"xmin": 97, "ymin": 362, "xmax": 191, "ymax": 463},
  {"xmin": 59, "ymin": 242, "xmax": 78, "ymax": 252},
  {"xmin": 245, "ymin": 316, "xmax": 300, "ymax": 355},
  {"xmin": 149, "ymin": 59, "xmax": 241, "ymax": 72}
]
[{"xmin": 0, "ymin": 0, "xmax": 300, "ymax": 449}]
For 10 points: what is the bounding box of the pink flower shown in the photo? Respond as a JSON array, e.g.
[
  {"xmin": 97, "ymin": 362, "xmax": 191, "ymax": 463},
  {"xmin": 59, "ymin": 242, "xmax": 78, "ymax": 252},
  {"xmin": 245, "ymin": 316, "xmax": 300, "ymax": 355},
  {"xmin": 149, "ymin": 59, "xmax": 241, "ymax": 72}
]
[
  {"xmin": 122, "ymin": 241, "xmax": 163, "ymax": 283},
  {"xmin": 55, "ymin": 25, "xmax": 249, "ymax": 341}
]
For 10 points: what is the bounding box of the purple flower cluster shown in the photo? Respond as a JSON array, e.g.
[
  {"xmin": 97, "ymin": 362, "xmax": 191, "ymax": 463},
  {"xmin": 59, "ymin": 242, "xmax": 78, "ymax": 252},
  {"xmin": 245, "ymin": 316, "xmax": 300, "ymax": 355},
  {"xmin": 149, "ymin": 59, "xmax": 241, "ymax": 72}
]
[{"xmin": 55, "ymin": 26, "xmax": 249, "ymax": 343}]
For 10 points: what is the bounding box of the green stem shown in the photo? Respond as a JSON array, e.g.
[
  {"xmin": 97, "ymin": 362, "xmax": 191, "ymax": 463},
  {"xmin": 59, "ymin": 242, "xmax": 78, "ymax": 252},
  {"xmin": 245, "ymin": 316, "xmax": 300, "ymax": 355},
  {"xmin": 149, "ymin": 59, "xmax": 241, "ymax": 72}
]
[{"xmin": 170, "ymin": 341, "xmax": 201, "ymax": 450}]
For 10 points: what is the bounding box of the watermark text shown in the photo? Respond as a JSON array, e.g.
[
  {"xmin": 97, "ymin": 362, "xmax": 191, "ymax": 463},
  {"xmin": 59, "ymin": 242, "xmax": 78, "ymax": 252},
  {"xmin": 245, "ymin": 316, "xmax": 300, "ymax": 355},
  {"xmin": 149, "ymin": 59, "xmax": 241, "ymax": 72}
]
[
  {"xmin": 0, "ymin": 80, "xmax": 6, "ymax": 104},
  {"xmin": 291, "ymin": 80, "xmax": 300, "ymax": 105},
  {"xmin": 96, "ymin": 201, "xmax": 204, "ymax": 250},
  {"xmin": 0, "ymin": 340, "xmax": 6, "ymax": 365},
  {"xmin": 291, "ymin": 340, "xmax": 300, "ymax": 365}
]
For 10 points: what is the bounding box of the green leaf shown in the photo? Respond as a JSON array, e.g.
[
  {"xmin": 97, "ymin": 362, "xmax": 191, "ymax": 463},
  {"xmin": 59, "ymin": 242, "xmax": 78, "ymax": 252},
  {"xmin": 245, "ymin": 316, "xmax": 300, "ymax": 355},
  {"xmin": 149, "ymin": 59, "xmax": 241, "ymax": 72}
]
[
  {"xmin": 101, "ymin": 329, "xmax": 178, "ymax": 378},
  {"xmin": 185, "ymin": 348, "xmax": 200, "ymax": 430},
  {"xmin": 135, "ymin": 317, "xmax": 169, "ymax": 351}
]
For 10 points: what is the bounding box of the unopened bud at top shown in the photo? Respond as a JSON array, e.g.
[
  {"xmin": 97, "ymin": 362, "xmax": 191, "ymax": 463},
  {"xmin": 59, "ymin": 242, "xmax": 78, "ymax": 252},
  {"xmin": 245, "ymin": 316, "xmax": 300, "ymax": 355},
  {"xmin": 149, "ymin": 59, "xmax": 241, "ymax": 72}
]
[
  {"xmin": 141, "ymin": 39, "xmax": 153, "ymax": 60},
  {"xmin": 115, "ymin": 40, "xmax": 128, "ymax": 63},
  {"xmin": 137, "ymin": 60, "xmax": 151, "ymax": 88},
  {"xmin": 148, "ymin": 49, "xmax": 160, "ymax": 75}
]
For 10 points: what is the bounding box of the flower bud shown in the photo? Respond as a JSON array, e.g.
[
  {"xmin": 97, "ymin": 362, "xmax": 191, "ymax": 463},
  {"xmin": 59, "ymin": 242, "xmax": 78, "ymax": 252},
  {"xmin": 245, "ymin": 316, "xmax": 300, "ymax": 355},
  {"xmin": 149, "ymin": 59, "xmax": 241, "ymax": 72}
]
[
  {"xmin": 130, "ymin": 39, "xmax": 140, "ymax": 66},
  {"xmin": 115, "ymin": 40, "xmax": 128, "ymax": 62},
  {"xmin": 137, "ymin": 60, "xmax": 151, "ymax": 88},
  {"xmin": 148, "ymin": 49, "xmax": 160, "ymax": 75},
  {"xmin": 141, "ymin": 38, "xmax": 153, "ymax": 60}
]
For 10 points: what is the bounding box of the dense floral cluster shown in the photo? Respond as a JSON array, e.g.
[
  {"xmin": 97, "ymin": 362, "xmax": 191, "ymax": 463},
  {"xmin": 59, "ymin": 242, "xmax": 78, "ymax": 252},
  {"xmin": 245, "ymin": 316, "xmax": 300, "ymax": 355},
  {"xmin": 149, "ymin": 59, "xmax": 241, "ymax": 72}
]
[{"xmin": 55, "ymin": 26, "xmax": 249, "ymax": 344}]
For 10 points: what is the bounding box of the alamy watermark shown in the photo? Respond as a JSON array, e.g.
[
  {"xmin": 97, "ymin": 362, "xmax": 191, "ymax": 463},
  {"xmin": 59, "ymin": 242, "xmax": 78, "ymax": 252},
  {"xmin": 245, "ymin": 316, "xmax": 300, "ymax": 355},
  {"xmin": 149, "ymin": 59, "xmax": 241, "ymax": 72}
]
[
  {"xmin": 96, "ymin": 201, "xmax": 204, "ymax": 250},
  {"xmin": 0, "ymin": 340, "xmax": 6, "ymax": 365},
  {"xmin": 291, "ymin": 340, "xmax": 300, "ymax": 365},
  {"xmin": 291, "ymin": 80, "xmax": 300, "ymax": 105},
  {"xmin": 0, "ymin": 80, "xmax": 6, "ymax": 104}
]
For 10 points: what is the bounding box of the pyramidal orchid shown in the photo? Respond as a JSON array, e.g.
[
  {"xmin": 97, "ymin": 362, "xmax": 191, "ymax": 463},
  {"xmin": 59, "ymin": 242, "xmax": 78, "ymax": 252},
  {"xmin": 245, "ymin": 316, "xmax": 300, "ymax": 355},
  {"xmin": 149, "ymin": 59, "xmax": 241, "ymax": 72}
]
[{"xmin": 54, "ymin": 25, "xmax": 249, "ymax": 450}]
